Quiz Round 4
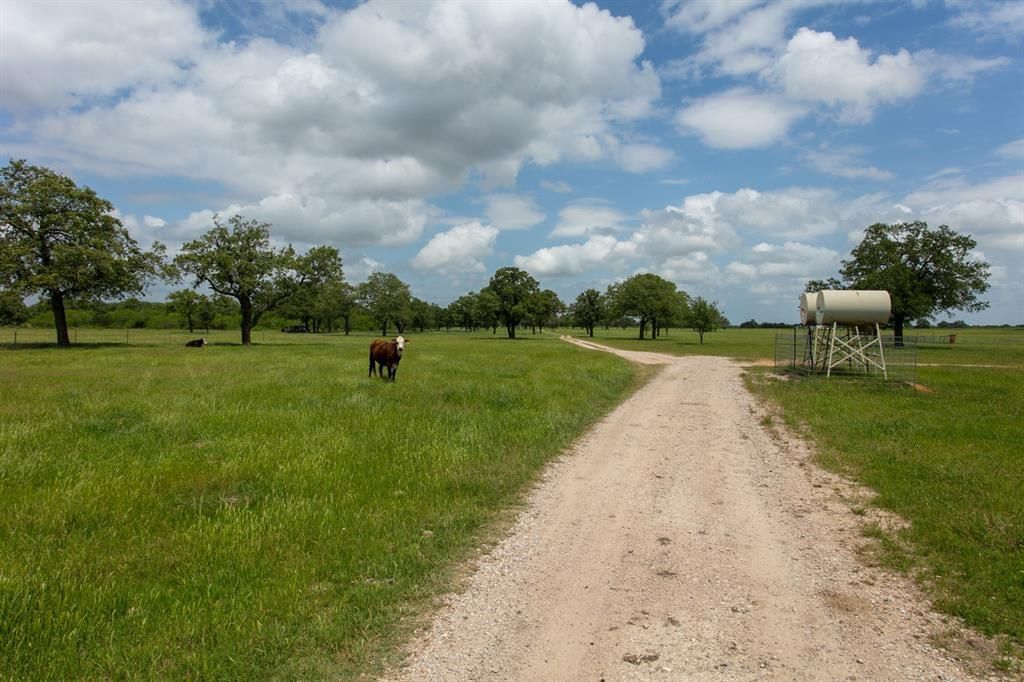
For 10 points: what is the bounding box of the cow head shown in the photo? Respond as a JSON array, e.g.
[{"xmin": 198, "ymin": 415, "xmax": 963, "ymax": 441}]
[{"xmin": 394, "ymin": 335, "xmax": 407, "ymax": 356}]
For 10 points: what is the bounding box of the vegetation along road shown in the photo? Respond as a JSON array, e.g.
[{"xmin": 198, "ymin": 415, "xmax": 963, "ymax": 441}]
[{"xmin": 386, "ymin": 338, "xmax": 999, "ymax": 681}]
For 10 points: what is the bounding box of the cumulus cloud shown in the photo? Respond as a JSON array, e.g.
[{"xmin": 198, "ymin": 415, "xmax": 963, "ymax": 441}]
[
  {"xmin": 0, "ymin": 0, "xmax": 208, "ymax": 111},
  {"xmin": 660, "ymin": 252, "xmax": 720, "ymax": 284},
  {"xmin": 634, "ymin": 194, "xmax": 741, "ymax": 256},
  {"xmin": 676, "ymin": 89, "xmax": 806, "ymax": 149},
  {"xmin": 666, "ymin": 7, "xmax": 1006, "ymax": 148},
  {"xmin": 771, "ymin": 28, "xmax": 924, "ymax": 123},
  {"xmin": 484, "ymin": 194, "xmax": 545, "ymax": 231},
  {"xmin": 726, "ymin": 241, "xmax": 840, "ymax": 281},
  {"xmin": 514, "ymin": 235, "xmax": 636, "ymax": 277},
  {"xmin": 900, "ymin": 175, "xmax": 1024, "ymax": 254},
  {"xmin": 411, "ymin": 222, "xmax": 499, "ymax": 273},
  {"xmin": 6, "ymin": 0, "xmax": 662, "ymax": 246},
  {"xmin": 178, "ymin": 195, "xmax": 433, "ymax": 247}
]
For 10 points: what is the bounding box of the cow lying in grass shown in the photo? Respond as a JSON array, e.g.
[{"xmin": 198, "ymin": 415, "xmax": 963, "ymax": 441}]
[
  {"xmin": 185, "ymin": 338, "xmax": 207, "ymax": 347},
  {"xmin": 369, "ymin": 336, "xmax": 407, "ymax": 382}
]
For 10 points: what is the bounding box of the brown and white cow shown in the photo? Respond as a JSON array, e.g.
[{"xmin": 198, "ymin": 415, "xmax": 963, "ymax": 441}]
[{"xmin": 368, "ymin": 335, "xmax": 408, "ymax": 381}]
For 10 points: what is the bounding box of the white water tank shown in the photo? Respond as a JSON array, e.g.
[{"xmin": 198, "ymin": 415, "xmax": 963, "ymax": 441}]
[
  {"xmin": 799, "ymin": 292, "xmax": 817, "ymax": 325},
  {"xmin": 815, "ymin": 290, "xmax": 891, "ymax": 325}
]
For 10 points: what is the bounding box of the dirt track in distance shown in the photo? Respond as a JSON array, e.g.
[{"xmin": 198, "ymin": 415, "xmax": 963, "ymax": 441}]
[{"xmin": 383, "ymin": 338, "xmax": 993, "ymax": 681}]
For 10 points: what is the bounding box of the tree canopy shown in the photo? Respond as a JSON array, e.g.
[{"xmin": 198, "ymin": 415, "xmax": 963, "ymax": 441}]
[
  {"xmin": 686, "ymin": 296, "xmax": 725, "ymax": 344},
  {"xmin": 174, "ymin": 214, "xmax": 304, "ymax": 345},
  {"xmin": 0, "ymin": 159, "xmax": 165, "ymax": 346},
  {"xmin": 608, "ymin": 273, "xmax": 679, "ymax": 339},
  {"xmin": 281, "ymin": 245, "xmax": 346, "ymax": 333},
  {"xmin": 357, "ymin": 271, "xmax": 411, "ymax": 337},
  {"xmin": 571, "ymin": 288, "xmax": 605, "ymax": 338},
  {"xmin": 488, "ymin": 266, "xmax": 539, "ymax": 338},
  {"xmin": 809, "ymin": 221, "xmax": 990, "ymax": 340}
]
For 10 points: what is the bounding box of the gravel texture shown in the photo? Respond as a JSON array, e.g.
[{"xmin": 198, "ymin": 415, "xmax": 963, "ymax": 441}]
[{"xmin": 382, "ymin": 339, "xmax": 1002, "ymax": 681}]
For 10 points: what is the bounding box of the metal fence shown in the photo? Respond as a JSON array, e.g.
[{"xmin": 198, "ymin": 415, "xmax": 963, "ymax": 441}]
[{"xmin": 774, "ymin": 328, "xmax": 918, "ymax": 384}]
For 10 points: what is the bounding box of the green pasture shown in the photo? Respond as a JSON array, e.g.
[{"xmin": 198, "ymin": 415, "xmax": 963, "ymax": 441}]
[
  {"xmin": 575, "ymin": 326, "xmax": 779, "ymax": 360},
  {"xmin": 0, "ymin": 331, "xmax": 638, "ymax": 679},
  {"xmin": 749, "ymin": 331, "xmax": 1021, "ymax": 663}
]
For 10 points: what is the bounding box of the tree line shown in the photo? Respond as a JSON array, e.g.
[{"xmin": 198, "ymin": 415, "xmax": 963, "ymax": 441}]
[
  {"xmin": 0, "ymin": 160, "xmax": 730, "ymax": 346},
  {"xmin": 3, "ymin": 159, "xmax": 991, "ymax": 346}
]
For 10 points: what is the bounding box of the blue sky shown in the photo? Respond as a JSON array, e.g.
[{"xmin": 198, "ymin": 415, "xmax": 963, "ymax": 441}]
[{"xmin": 2, "ymin": 0, "xmax": 1021, "ymax": 324}]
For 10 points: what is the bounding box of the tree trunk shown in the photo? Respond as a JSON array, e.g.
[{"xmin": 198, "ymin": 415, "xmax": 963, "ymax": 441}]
[
  {"xmin": 587, "ymin": 324, "xmax": 594, "ymax": 338},
  {"xmin": 507, "ymin": 322, "xmax": 516, "ymax": 339},
  {"xmin": 893, "ymin": 315, "xmax": 905, "ymax": 347},
  {"xmin": 186, "ymin": 314, "xmax": 195, "ymax": 334},
  {"xmin": 240, "ymin": 298, "xmax": 254, "ymax": 345},
  {"xmin": 50, "ymin": 289, "xmax": 71, "ymax": 347},
  {"xmin": 343, "ymin": 315, "xmax": 351, "ymax": 335},
  {"xmin": 638, "ymin": 318, "xmax": 647, "ymax": 340},
  {"xmin": 381, "ymin": 321, "xmax": 388, "ymax": 337},
  {"xmin": 698, "ymin": 329, "xmax": 705, "ymax": 344}
]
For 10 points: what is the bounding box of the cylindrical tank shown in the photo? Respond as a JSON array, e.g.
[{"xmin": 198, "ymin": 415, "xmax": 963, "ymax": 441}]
[
  {"xmin": 815, "ymin": 290, "xmax": 891, "ymax": 325},
  {"xmin": 799, "ymin": 292, "xmax": 817, "ymax": 325}
]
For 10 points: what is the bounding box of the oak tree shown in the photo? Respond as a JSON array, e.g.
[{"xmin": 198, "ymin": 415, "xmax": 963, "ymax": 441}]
[
  {"xmin": 174, "ymin": 214, "xmax": 303, "ymax": 345},
  {"xmin": 0, "ymin": 160, "xmax": 165, "ymax": 346}
]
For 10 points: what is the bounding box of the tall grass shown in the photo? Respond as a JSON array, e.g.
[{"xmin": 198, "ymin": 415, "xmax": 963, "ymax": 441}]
[
  {"xmin": 746, "ymin": 350, "xmax": 1023, "ymax": 656},
  {"xmin": 0, "ymin": 332, "xmax": 636, "ymax": 679}
]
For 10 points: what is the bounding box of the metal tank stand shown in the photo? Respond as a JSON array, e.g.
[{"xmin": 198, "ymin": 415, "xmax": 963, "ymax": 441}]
[{"xmin": 821, "ymin": 322, "xmax": 887, "ymax": 379}]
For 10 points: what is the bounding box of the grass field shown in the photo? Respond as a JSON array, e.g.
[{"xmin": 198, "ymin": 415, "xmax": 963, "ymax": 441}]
[
  {"xmin": 0, "ymin": 331, "xmax": 638, "ymax": 679},
  {"xmin": 572, "ymin": 326, "xmax": 1024, "ymax": 664},
  {"xmin": 3, "ymin": 325, "xmax": 1022, "ymax": 675}
]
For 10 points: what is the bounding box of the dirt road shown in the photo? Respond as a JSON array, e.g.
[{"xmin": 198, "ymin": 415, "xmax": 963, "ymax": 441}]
[{"xmin": 384, "ymin": 339, "xmax": 983, "ymax": 681}]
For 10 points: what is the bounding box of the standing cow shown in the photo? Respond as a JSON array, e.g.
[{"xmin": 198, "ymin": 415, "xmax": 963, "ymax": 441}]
[{"xmin": 369, "ymin": 336, "xmax": 408, "ymax": 382}]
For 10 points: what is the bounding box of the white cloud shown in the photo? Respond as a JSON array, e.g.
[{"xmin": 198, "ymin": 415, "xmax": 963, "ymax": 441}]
[
  {"xmin": 0, "ymin": 0, "xmax": 208, "ymax": 111},
  {"xmin": 726, "ymin": 241, "xmax": 840, "ymax": 281},
  {"xmin": 411, "ymin": 222, "xmax": 498, "ymax": 273},
  {"xmin": 995, "ymin": 139, "xmax": 1024, "ymax": 159},
  {"xmin": 803, "ymin": 146, "xmax": 894, "ymax": 181},
  {"xmin": 660, "ymin": 252, "xmax": 720, "ymax": 284},
  {"xmin": 947, "ymin": 0, "xmax": 1024, "ymax": 42},
  {"xmin": 664, "ymin": 0, "xmax": 793, "ymax": 78},
  {"xmin": 772, "ymin": 28, "xmax": 924, "ymax": 123},
  {"xmin": 614, "ymin": 143, "xmax": 676, "ymax": 173},
  {"xmin": 8, "ymin": 0, "xmax": 662, "ymax": 246},
  {"xmin": 484, "ymin": 194, "xmax": 545, "ymax": 231},
  {"xmin": 178, "ymin": 195, "xmax": 433, "ymax": 247},
  {"xmin": 917, "ymin": 52, "xmax": 1009, "ymax": 85},
  {"xmin": 635, "ymin": 194, "xmax": 741, "ymax": 256},
  {"xmin": 514, "ymin": 235, "xmax": 636, "ymax": 277},
  {"xmin": 541, "ymin": 180, "xmax": 574, "ymax": 193},
  {"xmin": 676, "ymin": 88, "xmax": 806, "ymax": 149},
  {"xmin": 551, "ymin": 202, "xmax": 630, "ymax": 238},
  {"xmin": 661, "ymin": 0, "xmax": 761, "ymax": 34},
  {"xmin": 889, "ymin": 174, "xmax": 1024, "ymax": 256},
  {"xmin": 348, "ymin": 257, "xmax": 384, "ymax": 283}
]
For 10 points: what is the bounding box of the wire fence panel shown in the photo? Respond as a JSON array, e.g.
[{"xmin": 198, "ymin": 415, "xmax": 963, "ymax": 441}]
[{"xmin": 774, "ymin": 328, "xmax": 918, "ymax": 384}]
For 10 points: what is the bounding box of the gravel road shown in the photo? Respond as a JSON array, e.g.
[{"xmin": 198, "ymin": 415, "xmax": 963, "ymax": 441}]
[{"xmin": 383, "ymin": 339, "xmax": 992, "ymax": 681}]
